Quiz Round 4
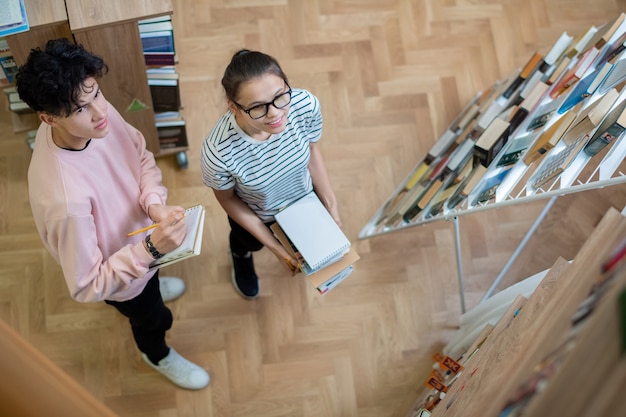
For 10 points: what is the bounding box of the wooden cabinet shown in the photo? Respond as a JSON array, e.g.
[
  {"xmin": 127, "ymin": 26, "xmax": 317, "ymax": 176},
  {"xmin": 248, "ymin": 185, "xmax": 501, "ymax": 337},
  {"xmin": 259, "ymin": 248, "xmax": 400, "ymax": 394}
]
[{"xmin": 5, "ymin": 0, "xmax": 185, "ymax": 160}]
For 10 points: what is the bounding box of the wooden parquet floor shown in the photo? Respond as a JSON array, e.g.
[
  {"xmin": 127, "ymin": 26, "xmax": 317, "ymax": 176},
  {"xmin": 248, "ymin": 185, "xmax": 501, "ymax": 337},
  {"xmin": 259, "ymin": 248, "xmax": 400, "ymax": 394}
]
[{"xmin": 2, "ymin": 1, "xmax": 626, "ymax": 416}]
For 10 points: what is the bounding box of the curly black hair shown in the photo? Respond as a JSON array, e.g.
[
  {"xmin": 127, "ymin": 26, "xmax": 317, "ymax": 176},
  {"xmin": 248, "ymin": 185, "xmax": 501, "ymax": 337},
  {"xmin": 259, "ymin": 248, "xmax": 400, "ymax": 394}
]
[{"xmin": 16, "ymin": 38, "xmax": 108, "ymax": 117}]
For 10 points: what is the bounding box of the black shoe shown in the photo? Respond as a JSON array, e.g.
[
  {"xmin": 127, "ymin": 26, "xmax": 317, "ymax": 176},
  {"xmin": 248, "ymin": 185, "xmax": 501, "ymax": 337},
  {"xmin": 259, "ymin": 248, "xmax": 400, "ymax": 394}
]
[{"xmin": 231, "ymin": 252, "xmax": 259, "ymax": 299}]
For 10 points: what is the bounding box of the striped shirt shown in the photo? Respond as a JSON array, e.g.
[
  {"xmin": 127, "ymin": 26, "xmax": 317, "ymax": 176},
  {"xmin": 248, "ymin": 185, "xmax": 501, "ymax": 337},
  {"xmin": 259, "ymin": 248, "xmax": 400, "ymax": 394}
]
[{"xmin": 201, "ymin": 88, "xmax": 323, "ymax": 222}]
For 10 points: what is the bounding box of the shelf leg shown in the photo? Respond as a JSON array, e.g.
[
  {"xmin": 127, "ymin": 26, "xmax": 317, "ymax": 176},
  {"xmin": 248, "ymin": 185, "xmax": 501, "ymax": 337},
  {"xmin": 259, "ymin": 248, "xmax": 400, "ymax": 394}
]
[
  {"xmin": 480, "ymin": 195, "xmax": 558, "ymax": 303},
  {"xmin": 452, "ymin": 216, "xmax": 466, "ymax": 314}
]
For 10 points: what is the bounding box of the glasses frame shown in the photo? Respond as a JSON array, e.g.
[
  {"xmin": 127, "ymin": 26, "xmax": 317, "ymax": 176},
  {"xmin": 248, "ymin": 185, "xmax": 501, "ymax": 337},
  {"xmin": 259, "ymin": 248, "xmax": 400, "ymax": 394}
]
[{"xmin": 233, "ymin": 84, "xmax": 292, "ymax": 120}]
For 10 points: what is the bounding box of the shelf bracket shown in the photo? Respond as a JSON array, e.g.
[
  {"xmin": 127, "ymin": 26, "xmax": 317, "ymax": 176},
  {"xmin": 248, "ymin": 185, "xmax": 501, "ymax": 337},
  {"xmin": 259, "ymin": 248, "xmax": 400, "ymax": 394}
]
[
  {"xmin": 480, "ymin": 195, "xmax": 558, "ymax": 303},
  {"xmin": 451, "ymin": 216, "xmax": 467, "ymax": 314}
]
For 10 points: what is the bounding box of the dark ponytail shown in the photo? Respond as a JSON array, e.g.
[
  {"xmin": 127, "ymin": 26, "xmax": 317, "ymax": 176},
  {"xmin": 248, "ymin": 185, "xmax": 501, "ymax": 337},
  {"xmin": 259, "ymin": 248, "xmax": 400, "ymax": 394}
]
[{"xmin": 221, "ymin": 49, "xmax": 288, "ymax": 102}]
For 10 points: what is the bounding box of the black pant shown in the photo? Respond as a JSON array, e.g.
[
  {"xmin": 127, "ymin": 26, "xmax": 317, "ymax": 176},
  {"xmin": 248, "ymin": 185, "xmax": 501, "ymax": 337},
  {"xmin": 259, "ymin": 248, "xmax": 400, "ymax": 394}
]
[
  {"xmin": 105, "ymin": 271, "xmax": 172, "ymax": 364},
  {"xmin": 228, "ymin": 216, "xmax": 274, "ymax": 256}
]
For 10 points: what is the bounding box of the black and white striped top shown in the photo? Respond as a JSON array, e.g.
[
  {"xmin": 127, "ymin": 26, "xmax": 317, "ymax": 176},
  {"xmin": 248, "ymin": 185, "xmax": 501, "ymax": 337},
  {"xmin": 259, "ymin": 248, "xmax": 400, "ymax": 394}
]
[{"xmin": 201, "ymin": 88, "xmax": 323, "ymax": 222}]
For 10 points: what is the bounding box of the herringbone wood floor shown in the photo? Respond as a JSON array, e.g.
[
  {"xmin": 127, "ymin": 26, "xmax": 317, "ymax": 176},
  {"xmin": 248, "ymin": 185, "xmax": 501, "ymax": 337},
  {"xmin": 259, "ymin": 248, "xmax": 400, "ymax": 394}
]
[{"xmin": 2, "ymin": 1, "xmax": 626, "ymax": 416}]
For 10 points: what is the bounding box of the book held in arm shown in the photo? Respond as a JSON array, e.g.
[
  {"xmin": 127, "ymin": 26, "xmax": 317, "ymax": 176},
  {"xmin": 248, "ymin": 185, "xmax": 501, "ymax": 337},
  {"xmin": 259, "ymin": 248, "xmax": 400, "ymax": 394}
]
[
  {"xmin": 148, "ymin": 205, "xmax": 206, "ymax": 271},
  {"xmin": 271, "ymin": 193, "xmax": 359, "ymax": 294}
]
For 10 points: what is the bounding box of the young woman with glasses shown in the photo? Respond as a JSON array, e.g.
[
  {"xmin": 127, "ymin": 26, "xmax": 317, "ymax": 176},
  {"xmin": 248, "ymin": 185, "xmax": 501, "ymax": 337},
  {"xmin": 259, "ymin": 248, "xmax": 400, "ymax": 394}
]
[{"xmin": 201, "ymin": 49, "xmax": 341, "ymax": 299}]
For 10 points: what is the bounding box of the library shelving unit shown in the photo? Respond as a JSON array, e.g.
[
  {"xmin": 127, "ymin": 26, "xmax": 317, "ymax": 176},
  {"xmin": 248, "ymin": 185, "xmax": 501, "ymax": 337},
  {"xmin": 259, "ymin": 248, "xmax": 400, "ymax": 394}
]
[
  {"xmin": 5, "ymin": 0, "xmax": 188, "ymax": 167},
  {"xmin": 359, "ymin": 16, "xmax": 626, "ymax": 313},
  {"xmin": 404, "ymin": 207, "xmax": 626, "ymax": 417}
]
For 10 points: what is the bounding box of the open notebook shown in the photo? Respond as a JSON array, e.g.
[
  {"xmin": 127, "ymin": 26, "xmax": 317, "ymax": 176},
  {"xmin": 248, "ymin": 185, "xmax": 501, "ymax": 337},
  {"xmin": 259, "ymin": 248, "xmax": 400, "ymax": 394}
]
[
  {"xmin": 148, "ymin": 204, "xmax": 205, "ymax": 271},
  {"xmin": 274, "ymin": 192, "xmax": 351, "ymax": 275}
]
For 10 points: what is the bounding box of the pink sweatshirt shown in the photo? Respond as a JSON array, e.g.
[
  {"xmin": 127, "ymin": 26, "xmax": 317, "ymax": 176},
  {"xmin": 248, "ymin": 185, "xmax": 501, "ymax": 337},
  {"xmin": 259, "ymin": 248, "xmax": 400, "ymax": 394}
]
[{"xmin": 28, "ymin": 103, "xmax": 167, "ymax": 302}]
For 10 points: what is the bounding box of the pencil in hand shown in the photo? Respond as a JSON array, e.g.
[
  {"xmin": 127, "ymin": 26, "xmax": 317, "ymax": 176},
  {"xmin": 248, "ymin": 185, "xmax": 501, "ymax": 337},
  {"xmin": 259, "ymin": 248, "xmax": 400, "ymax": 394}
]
[
  {"xmin": 126, "ymin": 212, "xmax": 186, "ymax": 237},
  {"xmin": 126, "ymin": 223, "xmax": 158, "ymax": 237}
]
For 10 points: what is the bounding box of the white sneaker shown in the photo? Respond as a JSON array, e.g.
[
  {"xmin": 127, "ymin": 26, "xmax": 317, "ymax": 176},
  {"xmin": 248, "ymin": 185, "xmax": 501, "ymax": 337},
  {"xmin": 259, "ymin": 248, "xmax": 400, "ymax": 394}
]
[
  {"xmin": 159, "ymin": 277, "xmax": 185, "ymax": 302},
  {"xmin": 142, "ymin": 348, "xmax": 210, "ymax": 390}
]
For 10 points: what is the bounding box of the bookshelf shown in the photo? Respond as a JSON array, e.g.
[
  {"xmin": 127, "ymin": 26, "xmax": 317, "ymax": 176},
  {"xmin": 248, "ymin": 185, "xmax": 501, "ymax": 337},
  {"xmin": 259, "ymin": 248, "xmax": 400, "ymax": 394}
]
[
  {"xmin": 404, "ymin": 207, "xmax": 626, "ymax": 417},
  {"xmin": 359, "ymin": 15, "xmax": 626, "ymax": 312},
  {"xmin": 4, "ymin": 0, "xmax": 189, "ymax": 167}
]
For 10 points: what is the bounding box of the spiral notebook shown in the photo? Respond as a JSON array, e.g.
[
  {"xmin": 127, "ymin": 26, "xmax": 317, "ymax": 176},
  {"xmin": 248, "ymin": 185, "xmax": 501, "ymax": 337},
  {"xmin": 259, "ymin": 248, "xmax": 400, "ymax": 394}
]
[
  {"xmin": 148, "ymin": 204, "xmax": 205, "ymax": 271},
  {"xmin": 274, "ymin": 192, "xmax": 351, "ymax": 274}
]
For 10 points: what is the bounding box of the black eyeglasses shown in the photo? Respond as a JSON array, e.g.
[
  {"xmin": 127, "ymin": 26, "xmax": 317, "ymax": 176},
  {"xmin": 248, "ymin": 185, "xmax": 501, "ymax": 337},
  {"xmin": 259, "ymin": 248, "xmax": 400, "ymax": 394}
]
[{"xmin": 233, "ymin": 85, "xmax": 292, "ymax": 119}]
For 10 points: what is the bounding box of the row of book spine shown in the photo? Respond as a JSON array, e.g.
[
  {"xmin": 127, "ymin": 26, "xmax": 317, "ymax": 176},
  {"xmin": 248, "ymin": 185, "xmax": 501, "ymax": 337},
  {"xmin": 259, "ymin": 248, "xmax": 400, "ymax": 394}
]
[
  {"xmin": 138, "ymin": 15, "xmax": 188, "ymax": 151},
  {"xmin": 365, "ymin": 14, "xmax": 626, "ymax": 237}
]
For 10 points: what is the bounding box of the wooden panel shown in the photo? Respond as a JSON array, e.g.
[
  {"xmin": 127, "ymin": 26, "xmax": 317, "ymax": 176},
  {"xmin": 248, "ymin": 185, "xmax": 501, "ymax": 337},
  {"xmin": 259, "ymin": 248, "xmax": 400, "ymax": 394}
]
[
  {"xmin": 64, "ymin": 0, "xmax": 173, "ymax": 32},
  {"xmin": 5, "ymin": 22, "xmax": 72, "ymax": 66},
  {"xmin": 22, "ymin": 0, "xmax": 68, "ymax": 28},
  {"xmin": 73, "ymin": 22, "xmax": 160, "ymax": 153},
  {"xmin": 0, "ymin": 319, "xmax": 119, "ymax": 417}
]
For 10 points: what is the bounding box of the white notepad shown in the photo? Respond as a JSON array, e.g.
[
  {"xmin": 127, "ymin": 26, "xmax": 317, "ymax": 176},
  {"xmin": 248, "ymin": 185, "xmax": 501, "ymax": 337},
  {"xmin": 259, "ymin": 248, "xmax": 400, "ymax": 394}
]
[
  {"xmin": 274, "ymin": 193, "xmax": 350, "ymax": 273},
  {"xmin": 149, "ymin": 204, "xmax": 205, "ymax": 270}
]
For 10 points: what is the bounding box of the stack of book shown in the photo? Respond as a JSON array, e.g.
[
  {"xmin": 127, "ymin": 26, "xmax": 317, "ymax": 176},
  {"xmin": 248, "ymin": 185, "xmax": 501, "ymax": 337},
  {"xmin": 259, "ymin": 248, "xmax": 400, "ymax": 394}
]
[
  {"xmin": 3, "ymin": 86, "xmax": 32, "ymax": 114},
  {"xmin": 138, "ymin": 15, "xmax": 188, "ymax": 153},
  {"xmin": 0, "ymin": 38, "xmax": 17, "ymax": 86},
  {"xmin": 271, "ymin": 192, "xmax": 360, "ymax": 295}
]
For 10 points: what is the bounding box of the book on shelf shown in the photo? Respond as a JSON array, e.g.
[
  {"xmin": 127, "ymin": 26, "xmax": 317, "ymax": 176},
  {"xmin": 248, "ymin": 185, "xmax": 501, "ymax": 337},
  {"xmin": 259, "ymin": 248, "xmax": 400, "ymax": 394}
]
[
  {"xmin": 138, "ymin": 16, "xmax": 173, "ymax": 34},
  {"xmin": 271, "ymin": 192, "xmax": 359, "ymax": 294},
  {"xmin": 149, "ymin": 79, "xmax": 182, "ymax": 113},
  {"xmin": 497, "ymin": 131, "xmax": 536, "ymax": 167},
  {"xmin": 557, "ymin": 60, "xmax": 613, "ymax": 115},
  {"xmin": 520, "ymin": 32, "xmax": 574, "ymax": 96},
  {"xmin": 446, "ymin": 164, "xmax": 488, "ymax": 210},
  {"xmin": 549, "ymin": 46, "xmax": 601, "ymax": 99},
  {"xmin": 501, "ymin": 52, "xmax": 544, "ymax": 100},
  {"xmin": 157, "ymin": 119, "xmax": 188, "ymax": 150},
  {"xmin": 0, "ymin": 53, "xmax": 18, "ymax": 84},
  {"xmin": 473, "ymin": 117, "xmax": 511, "ymax": 167},
  {"xmin": 523, "ymin": 109, "xmax": 578, "ymax": 164},
  {"xmin": 148, "ymin": 204, "xmax": 205, "ymax": 271},
  {"xmin": 597, "ymin": 29, "xmax": 626, "ymax": 66},
  {"xmin": 597, "ymin": 53, "xmax": 626, "ymax": 94},
  {"xmin": 141, "ymin": 30, "xmax": 175, "ymax": 53},
  {"xmin": 587, "ymin": 12, "xmax": 626, "ymax": 51},
  {"xmin": 546, "ymin": 55, "xmax": 572, "ymax": 86},
  {"xmin": 565, "ymin": 25, "xmax": 598, "ymax": 59},
  {"xmin": 583, "ymin": 94, "xmax": 626, "ymax": 156},
  {"xmin": 147, "ymin": 71, "xmax": 179, "ymax": 80},
  {"xmin": 509, "ymin": 81, "xmax": 549, "ymax": 133},
  {"xmin": 144, "ymin": 52, "xmax": 177, "ymax": 67},
  {"xmin": 154, "ymin": 111, "xmax": 183, "ymax": 123},
  {"xmin": 138, "ymin": 15, "xmax": 173, "ymax": 26},
  {"xmin": 471, "ymin": 167, "xmax": 513, "ymax": 205},
  {"xmin": 9, "ymin": 101, "xmax": 32, "ymax": 114},
  {"xmin": 425, "ymin": 179, "xmax": 463, "ymax": 219},
  {"xmin": 402, "ymin": 178, "xmax": 444, "ymax": 222},
  {"xmin": 381, "ymin": 156, "xmax": 452, "ymax": 227},
  {"xmin": 376, "ymin": 161, "xmax": 431, "ymax": 227},
  {"xmin": 528, "ymin": 88, "xmax": 619, "ymax": 189}
]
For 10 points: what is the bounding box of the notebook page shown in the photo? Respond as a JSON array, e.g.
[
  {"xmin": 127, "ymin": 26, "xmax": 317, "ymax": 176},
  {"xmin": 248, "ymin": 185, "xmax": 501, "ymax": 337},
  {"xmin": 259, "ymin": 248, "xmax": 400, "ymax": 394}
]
[{"xmin": 274, "ymin": 193, "xmax": 350, "ymax": 271}]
